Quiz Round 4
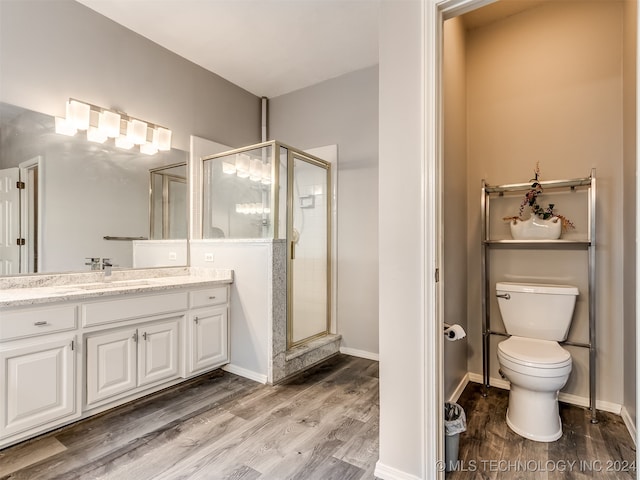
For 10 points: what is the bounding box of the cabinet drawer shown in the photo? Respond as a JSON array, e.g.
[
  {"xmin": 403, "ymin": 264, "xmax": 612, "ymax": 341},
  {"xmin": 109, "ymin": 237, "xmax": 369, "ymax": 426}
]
[
  {"xmin": 0, "ymin": 305, "xmax": 77, "ymax": 342},
  {"xmin": 189, "ymin": 286, "xmax": 228, "ymax": 309},
  {"xmin": 83, "ymin": 291, "xmax": 188, "ymax": 327}
]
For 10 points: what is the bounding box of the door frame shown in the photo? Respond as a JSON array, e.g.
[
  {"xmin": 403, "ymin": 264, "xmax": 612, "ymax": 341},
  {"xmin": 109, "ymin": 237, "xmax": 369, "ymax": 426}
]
[
  {"xmin": 425, "ymin": 0, "xmax": 640, "ymax": 477},
  {"xmin": 424, "ymin": 3, "xmax": 498, "ymax": 477},
  {"xmin": 286, "ymin": 149, "xmax": 332, "ymax": 348},
  {"xmin": 19, "ymin": 156, "xmax": 42, "ymax": 273}
]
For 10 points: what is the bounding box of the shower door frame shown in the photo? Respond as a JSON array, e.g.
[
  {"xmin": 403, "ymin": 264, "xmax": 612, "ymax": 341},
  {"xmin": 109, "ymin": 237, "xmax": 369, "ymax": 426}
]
[
  {"xmin": 199, "ymin": 140, "xmax": 333, "ymax": 349},
  {"xmin": 285, "ymin": 148, "xmax": 332, "ymax": 349}
]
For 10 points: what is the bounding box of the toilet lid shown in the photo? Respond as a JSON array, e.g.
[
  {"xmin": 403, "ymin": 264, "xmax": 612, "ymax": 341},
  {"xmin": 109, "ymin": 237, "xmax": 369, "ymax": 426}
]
[{"xmin": 498, "ymin": 336, "xmax": 571, "ymax": 367}]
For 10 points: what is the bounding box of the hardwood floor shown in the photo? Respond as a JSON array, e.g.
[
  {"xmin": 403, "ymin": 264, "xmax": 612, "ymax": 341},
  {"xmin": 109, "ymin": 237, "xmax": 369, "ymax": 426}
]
[
  {"xmin": 0, "ymin": 354, "xmax": 379, "ymax": 480},
  {"xmin": 3, "ymin": 356, "xmax": 635, "ymax": 480},
  {"xmin": 447, "ymin": 382, "xmax": 637, "ymax": 480}
]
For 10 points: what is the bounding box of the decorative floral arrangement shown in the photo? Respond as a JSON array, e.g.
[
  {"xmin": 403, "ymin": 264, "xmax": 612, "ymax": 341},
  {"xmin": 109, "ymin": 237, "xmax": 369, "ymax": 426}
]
[{"xmin": 503, "ymin": 163, "xmax": 575, "ymax": 232}]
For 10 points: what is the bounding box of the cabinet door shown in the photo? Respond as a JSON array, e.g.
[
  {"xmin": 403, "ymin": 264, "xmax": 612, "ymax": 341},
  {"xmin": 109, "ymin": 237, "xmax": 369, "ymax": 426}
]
[
  {"xmin": 188, "ymin": 306, "xmax": 228, "ymax": 375},
  {"xmin": 138, "ymin": 317, "xmax": 180, "ymax": 387},
  {"xmin": 1, "ymin": 336, "xmax": 76, "ymax": 439},
  {"xmin": 86, "ymin": 328, "xmax": 137, "ymax": 406}
]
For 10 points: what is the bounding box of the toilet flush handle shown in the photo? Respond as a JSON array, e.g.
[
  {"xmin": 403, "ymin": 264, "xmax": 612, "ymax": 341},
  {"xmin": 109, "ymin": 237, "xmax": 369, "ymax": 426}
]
[{"xmin": 496, "ymin": 293, "xmax": 511, "ymax": 300}]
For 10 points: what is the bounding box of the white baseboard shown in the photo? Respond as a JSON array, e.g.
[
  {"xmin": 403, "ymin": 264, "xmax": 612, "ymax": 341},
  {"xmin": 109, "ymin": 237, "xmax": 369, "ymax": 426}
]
[
  {"xmin": 374, "ymin": 461, "xmax": 422, "ymax": 480},
  {"xmin": 467, "ymin": 373, "xmax": 622, "ymax": 414},
  {"xmin": 448, "ymin": 373, "xmax": 469, "ymax": 403},
  {"xmin": 620, "ymin": 406, "xmax": 637, "ymax": 446},
  {"xmin": 222, "ymin": 363, "xmax": 267, "ymax": 384},
  {"xmin": 468, "ymin": 372, "xmax": 508, "ymax": 389},
  {"xmin": 340, "ymin": 347, "xmax": 380, "ymax": 361}
]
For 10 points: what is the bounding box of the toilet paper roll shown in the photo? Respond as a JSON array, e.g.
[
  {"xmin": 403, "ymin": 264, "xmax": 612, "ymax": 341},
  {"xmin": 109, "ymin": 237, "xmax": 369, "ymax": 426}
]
[{"xmin": 444, "ymin": 324, "xmax": 466, "ymax": 341}]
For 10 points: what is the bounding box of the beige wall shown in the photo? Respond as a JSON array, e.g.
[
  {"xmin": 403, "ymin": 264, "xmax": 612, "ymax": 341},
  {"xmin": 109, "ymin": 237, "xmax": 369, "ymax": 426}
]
[
  {"xmin": 622, "ymin": 0, "xmax": 637, "ymax": 426},
  {"xmin": 443, "ymin": 16, "xmax": 469, "ymax": 401},
  {"xmin": 465, "ymin": 1, "xmax": 625, "ymax": 404}
]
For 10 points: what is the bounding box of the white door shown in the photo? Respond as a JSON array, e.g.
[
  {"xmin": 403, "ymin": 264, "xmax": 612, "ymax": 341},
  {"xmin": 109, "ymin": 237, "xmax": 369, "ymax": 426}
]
[
  {"xmin": 0, "ymin": 336, "xmax": 76, "ymax": 439},
  {"xmin": 86, "ymin": 328, "xmax": 137, "ymax": 405},
  {"xmin": 138, "ymin": 317, "xmax": 180, "ymax": 387},
  {"xmin": 0, "ymin": 167, "xmax": 20, "ymax": 275},
  {"xmin": 188, "ymin": 306, "xmax": 228, "ymax": 375}
]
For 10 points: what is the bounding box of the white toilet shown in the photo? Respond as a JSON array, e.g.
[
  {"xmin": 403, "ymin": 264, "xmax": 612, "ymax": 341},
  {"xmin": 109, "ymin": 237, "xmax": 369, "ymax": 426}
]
[{"xmin": 495, "ymin": 282, "xmax": 579, "ymax": 442}]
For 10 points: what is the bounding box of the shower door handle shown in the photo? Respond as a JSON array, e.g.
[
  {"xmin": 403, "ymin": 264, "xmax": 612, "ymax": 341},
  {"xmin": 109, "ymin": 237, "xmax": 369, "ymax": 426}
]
[{"xmin": 290, "ymin": 240, "xmax": 296, "ymax": 260}]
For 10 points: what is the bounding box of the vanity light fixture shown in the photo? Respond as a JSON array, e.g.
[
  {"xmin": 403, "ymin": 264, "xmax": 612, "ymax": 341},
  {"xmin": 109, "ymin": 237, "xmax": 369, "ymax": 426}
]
[
  {"xmin": 54, "ymin": 99, "xmax": 172, "ymax": 155},
  {"xmin": 140, "ymin": 142, "xmax": 159, "ymax": 155},
  {"xmin": 99, "ymin": 110, "xmax": 121, "ymax": 138},
  {"xmin": 54, "ymin": 116, "xmax": 77, "ymax": 136},
  {"xmin": 222, "ymin": 160, "xmax": 237, "ymax": 174},
  {"xmin": 250, "ymin": 158, "xmax": 263, "ymax": 182},
  {"xmin": 261, "ymin": 163, "xmax": 272, "ymax": 185},
  {"xmin": 86, "ymin": 126, "xmax": 108, "ymax": 144},
  {"xmin": 222, "ymin": 154, "xmax": 272, "ymax": 185},
  {"xmin": 236, "ymin": 154, "xmax": 250, "ymax": 178},
  {"xmin": 235, "ymin": 203, "xmax": 270, "ymax": 215}
]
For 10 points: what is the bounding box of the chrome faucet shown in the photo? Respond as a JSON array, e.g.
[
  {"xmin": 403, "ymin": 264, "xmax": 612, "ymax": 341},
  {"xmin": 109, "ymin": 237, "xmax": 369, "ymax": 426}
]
[
  {"xmin": 85, "ymin": 257, "xmax": 101, "ymax": 271},
  {"xmin": 102, "ymin": 258, "xmax": 113, "ymax": 277}
]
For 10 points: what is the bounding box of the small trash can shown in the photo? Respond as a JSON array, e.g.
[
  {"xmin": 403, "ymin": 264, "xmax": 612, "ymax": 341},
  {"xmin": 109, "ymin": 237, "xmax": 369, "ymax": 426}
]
[{"xmin": 444, "ymin": 402, "xmax": 466, "ymax": 472}]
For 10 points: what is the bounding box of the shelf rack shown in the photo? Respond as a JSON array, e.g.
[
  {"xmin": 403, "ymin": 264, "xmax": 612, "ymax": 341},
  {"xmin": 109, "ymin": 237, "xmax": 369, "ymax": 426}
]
[{"xmin": 481, "ymin": 168, "xmax": 597, "ymax": 423}]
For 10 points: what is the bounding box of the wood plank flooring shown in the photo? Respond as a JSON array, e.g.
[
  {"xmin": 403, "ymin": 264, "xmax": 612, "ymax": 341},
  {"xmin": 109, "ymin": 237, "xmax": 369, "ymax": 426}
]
[
  {"xmin": 0, "ymin": 354, "xmax": 379, "ymax": 480},
  {"xmin": 3, "ymin": 356, "xmax": 635, "ymax": 480},
  {"xmin": 447, "ymin": 382, "xmax": 637, "ymax": 480}
]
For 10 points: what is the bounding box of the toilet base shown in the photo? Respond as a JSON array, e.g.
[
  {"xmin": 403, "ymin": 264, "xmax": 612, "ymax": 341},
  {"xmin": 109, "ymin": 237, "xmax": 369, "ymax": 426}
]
[{"xmin": 506, "ymin": 385, "xmax": 563, "ymax": 442}]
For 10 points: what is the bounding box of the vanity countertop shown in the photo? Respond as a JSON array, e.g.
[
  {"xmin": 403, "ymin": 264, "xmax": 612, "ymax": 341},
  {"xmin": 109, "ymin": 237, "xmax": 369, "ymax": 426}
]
[{"xmin": 0, "ymin": 268, "xmax": 233, "ymax": 308}]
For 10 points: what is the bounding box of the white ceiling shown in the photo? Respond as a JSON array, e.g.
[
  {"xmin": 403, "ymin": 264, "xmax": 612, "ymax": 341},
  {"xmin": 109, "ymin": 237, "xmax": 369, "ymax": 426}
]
[{"xmin": 76, "ymin": 0, "xmax": 380, "ymax": 99}]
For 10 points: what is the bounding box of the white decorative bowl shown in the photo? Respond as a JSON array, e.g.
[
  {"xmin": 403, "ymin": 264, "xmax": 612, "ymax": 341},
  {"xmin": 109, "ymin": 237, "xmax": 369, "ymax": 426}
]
[{"xmin": 509, "ymin": 215, "xmax": 561, "ymax": 240}]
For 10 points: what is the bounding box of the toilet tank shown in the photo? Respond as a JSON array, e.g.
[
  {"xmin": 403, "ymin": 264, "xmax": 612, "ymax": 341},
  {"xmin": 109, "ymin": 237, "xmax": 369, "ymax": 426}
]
[{"xmin": 496, "ymin": 282, "xmax": 579, "ymax": 341}]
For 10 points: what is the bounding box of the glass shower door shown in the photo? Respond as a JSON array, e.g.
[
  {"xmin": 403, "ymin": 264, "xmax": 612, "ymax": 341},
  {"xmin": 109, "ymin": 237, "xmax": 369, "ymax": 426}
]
[{"xmin": 288, "ymin": 152, "xmax": 330, "ymax": 347}]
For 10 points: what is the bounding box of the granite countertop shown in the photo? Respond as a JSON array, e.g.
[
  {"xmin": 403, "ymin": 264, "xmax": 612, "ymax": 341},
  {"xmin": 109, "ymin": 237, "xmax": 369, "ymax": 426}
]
[{"xmin": 0, "ymin": 267, "xmax": 233, "ymax": 307}]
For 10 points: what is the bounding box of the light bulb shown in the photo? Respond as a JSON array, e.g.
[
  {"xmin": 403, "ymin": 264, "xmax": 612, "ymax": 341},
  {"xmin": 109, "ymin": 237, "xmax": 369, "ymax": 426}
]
[
  {"xmin": 87, "ymin": 126, "xmax": 107, "ymax": 143},
  {"xmin": 67, "ymin": 100, "xmax": 90, "ymax": 130},
  {"xmin": 55, "ymin": 117, "xmax": 77, "ymax": 136},
  {"xmin": 128, "ymin": 119, "xmax": 147, "ymax": 145},
  {"xmin": 140, "ymin": 142, "xmax": 158, "ymax": 155},
  {"xmin": 99, "ymin": 110, "xmax": 121, "ymax": 138},
  {"xmin": 115, "ymin": 135, "xmax": 134, "ymax": 149},
  {"xmin": 250, "ymin": 159, "xmax": 263, "ymax": 182},
  {"xmin": 222, "ymin": 161, "xmax": 237, "ymax": 174},
  {"xmin": 261, "ymin": 163, "xmax": 272, "ymax": 185},
  {"xmin": 156, "ymin": 127, "xmax": 172, "ymax": 151},
  {"xmin": 236, "ymin": 154, "xmax": 250, "ymax": 178}
]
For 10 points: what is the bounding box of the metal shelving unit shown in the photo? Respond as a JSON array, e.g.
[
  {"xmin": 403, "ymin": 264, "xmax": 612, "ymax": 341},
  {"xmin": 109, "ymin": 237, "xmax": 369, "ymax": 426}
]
[{"xmin": 481, "ymin": 168, "xmax": 597, "ymax": 423}]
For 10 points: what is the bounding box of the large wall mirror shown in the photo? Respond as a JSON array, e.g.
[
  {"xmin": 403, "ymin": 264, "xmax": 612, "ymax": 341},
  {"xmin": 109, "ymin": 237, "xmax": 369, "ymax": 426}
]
[{"xmin": 0, "ymin": 102, "xmax": 188, "ymax": 276}]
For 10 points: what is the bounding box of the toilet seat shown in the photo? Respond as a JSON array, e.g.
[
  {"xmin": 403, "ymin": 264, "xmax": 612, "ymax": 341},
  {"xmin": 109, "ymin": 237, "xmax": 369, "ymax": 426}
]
[{"xmin": 498, "ymin": 336, "xmax": 571, "ymax": 373}]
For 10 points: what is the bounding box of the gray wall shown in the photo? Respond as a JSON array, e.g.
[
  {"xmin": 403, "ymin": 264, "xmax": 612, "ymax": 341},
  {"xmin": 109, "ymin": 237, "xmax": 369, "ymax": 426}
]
[
  {"xmin": 623, "ymin": 0, "xmax": 637, "ymax": 429},
  {"xmin": 0, "ymin": 0, "xmax": 261, "ymax": 152},
  {"xmin": 269, "ymin": 66, "xmax": 379, "ymax": 356}
]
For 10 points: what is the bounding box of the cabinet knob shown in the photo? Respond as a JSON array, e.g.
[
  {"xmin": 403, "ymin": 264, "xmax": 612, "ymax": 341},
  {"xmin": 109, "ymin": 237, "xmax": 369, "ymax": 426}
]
[
  {"xmin": 208, "ymin": 296, "xmax": 216, "ymax": 300},
  {"xmin": 142, "ymin": 332, "xmax": 148, "ymax": 341},
  {"xmin": 194, "ymin": 316, "xmax": 199, "ymax": 324},
  {"xmin": 34, "ymin": 321, "xmax": 49, "ymax": 326}
]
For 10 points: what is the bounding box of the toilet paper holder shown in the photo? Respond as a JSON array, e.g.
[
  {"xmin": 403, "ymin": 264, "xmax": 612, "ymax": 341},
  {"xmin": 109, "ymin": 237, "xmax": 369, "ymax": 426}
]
[{"xmin": 443, "ymin": 323, "xmax": 466, "ymax": 341}]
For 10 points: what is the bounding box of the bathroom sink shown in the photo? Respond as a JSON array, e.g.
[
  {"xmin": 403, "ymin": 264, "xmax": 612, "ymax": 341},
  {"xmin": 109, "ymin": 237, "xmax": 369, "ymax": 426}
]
[{"xmin": 70, "ymin": 280, "xmax": 158, "ymax": 290}]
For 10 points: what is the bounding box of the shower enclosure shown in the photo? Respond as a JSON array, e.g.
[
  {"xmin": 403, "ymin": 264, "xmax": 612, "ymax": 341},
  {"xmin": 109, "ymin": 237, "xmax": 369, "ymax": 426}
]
[{"xmin": 201, "ymin": 141, "xmax": 331, "ymax": 349}]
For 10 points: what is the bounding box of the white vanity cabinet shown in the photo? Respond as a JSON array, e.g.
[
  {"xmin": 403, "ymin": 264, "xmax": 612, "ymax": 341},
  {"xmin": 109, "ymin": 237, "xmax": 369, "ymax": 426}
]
[
  {"xmin": 0, "ymin": 305, "xmax": 80, "ymax": 444},
  {"xmin": 186, "ymin": 286, "xmax": 229, "ymax": 376},
  {"xmin": 0, "ymin": 275, "xmax": 232, "ymax": 448},
  {"xmin": 86, "ymin": 315, "xmax": 182, "ymax": 407}
]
